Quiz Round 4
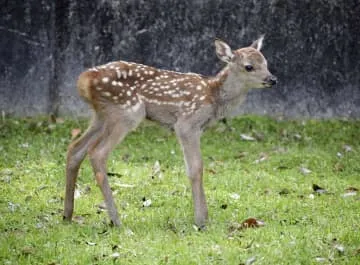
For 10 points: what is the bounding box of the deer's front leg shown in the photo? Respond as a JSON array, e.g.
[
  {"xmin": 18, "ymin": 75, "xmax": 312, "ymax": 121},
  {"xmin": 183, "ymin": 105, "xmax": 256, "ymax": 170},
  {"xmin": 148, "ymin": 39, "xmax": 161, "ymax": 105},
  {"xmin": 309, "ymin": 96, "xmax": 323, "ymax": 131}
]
[{"xmin": 175, "ymin": 124, "xmax": 208, "ymax": 228}]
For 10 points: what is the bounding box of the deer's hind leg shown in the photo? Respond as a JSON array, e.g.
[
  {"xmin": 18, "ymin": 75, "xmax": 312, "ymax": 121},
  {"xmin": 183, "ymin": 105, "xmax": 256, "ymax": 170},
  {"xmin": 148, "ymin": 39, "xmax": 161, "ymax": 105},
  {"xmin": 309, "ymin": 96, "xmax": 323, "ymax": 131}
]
[
  {"xmin": 64, "ymin": 114, "xmax": 105, "ymax": 222},
  {"xmin": 88, "ymin": 105, "xmax": 145, "ymax": 226}
]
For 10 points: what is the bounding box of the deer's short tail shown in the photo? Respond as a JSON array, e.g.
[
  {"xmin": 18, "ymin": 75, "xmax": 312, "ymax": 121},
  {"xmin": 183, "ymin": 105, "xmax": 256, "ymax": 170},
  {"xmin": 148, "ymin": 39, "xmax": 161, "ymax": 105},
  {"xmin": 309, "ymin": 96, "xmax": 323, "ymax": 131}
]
[{"xmin": 77, "ymin": 71, "xmax": 100, "ymax": 103}]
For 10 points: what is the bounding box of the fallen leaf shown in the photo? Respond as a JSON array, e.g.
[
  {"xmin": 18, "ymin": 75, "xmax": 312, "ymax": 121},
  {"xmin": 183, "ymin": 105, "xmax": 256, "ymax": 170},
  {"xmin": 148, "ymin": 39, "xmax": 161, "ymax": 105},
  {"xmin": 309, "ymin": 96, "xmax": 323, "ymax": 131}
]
[
  {"xmin": 55, "ymin": 117, "xmax": 65, "ymax": 124},
  {"xmin": 240, "ymin": 134, "xmax": 256, "ymax": 141},
  {"xmin": 110, "ymin": 252, "xmax": 120, "ymax": 258},
  {"xmin": 125, "ymin": 229, "xmax": 135, "ymax": 237},
  {"xmin": 254, "ymin": 153, "xmax": 268, "ymax": 164},
  {"xmin": 211, "ymin": 244, "xmax": 222, "ymax": 255},
  {"xmin": 113, "ymin": 183, "xmax": 135, "ymax": 188},
  {"xmin": 97, "ymin": 202, "xmax": 107, "ymax": 213},
  {"xmin": 333, "ymin": 244, "xmax": 345, "ymax": 254},
  {"xmin": 74, "ymin": 189, "xmax": 81, "ymax": 199},
  {"xmin": 152, "ymin": 160, "xmax": 163, "ymax": 179},
  {"xmin": 241, "ymin": 218, "xmax": 265, "ymax": 228},
  {"xmin": 343, "ymin": 144, "xmax": 352, "ymax": 152},
  {"xmin": 315, "ymin": 257, "xmax": 327, "ymax": 263},
  {"xmin": 19, "ymin": 143, "xmax": 30, "ymax": 148},
  {"xmin": 294, "ymin": 133, "xmax": 302, "ymax": 140},
  {"xmin": 8, "ymin": 202, "xmax": 20, "ymax": 212},
  {"xmin": 143, "ymin": 199, "xmax": 152, "ymax": 207},
  {"xmin": 245, "ymin": 256, "xmax": 257, "ymax": 265},
  {"xmin": 230, "ymin": 193, "xmax": 240, "ymax": 200},
  {"xmin": 342, "ymin": 187, "xmax": 358, "ymax": 197},
  {"xmin": 345, "ymin": 187, "xmax": 359, "ymax": 192},
  {"xmin": 71, "ymin": 128, "xmax": 81, "ymax": 139},
  {"xmin": 300, "ymin": 167, "xmax": 311, "ymax": 175},
  {"xmin": 72, "ymin": 215, "xmax": 85, "ymax": 225},
  {"xmin": 312, "ymin": 184, "xmax": 328, "ymax": 194},
  {"xmin": 229, "ymin": 218, "xmax": 265, "ymax": 233},
  {"xmin": 253, "ymin": 131, "xmax": 265, "ymax": 141}
]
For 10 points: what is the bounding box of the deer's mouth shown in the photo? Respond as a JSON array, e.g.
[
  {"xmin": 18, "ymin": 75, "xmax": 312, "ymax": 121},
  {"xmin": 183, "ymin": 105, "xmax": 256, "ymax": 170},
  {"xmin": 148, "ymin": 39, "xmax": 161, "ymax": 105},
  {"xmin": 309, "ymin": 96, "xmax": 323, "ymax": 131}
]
[
  {"xmin": 262, "ymin": 82, "xmax": 274, "ymax": 88},
  {"xmin": 262, "ymin": 75, "xmax": 277, "ymax": 87}
]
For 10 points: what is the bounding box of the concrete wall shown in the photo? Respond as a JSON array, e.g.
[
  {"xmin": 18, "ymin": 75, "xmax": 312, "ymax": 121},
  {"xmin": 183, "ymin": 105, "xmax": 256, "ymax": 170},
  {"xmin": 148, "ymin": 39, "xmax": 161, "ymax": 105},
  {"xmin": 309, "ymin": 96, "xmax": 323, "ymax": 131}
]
[{"xmin": 1, "ymin": 0, "xmax": 359, "ymax": 118}]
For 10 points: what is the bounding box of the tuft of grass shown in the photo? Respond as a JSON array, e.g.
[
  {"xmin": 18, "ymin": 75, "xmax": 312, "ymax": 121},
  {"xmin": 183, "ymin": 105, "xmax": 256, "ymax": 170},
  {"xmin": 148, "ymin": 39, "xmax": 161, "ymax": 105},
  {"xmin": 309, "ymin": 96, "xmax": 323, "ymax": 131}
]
[{"xmin": 0, "ymin": 115, "xmax": 359, "ymax": 264}]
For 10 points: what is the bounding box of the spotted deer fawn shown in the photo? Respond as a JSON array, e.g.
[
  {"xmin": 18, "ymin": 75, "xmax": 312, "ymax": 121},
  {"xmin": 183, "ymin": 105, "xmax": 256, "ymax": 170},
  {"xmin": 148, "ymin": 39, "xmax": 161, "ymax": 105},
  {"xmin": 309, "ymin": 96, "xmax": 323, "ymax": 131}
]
[{"xmin": 63, "ymin": 36, "xmax": 277, "ymax": 228}]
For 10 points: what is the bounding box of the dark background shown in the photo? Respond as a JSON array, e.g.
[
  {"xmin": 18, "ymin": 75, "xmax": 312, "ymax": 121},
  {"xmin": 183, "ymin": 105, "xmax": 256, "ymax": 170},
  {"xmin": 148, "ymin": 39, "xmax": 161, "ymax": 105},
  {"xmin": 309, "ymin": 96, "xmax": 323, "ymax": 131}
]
[{"xmin": 1, "ymin": 0, "xmax": 359, "ymax": 118}]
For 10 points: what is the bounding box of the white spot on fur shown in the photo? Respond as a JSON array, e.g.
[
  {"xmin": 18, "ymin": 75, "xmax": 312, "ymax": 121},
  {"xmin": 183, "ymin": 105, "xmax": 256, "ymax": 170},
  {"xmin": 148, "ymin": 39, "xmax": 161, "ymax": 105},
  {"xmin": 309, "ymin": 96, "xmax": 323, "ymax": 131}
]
[
  {"xmin": 196, "ymin": 85, "xmax": 202, "ymax": 90},
  {"xmin": 101, "ymin": 91, "xmax": 111, "ymax": 97},
  {"xmin": 95, "ymin": 87, "xmax": 102, "ymax": 91},
  {"xmin": 122, "ymin": 71, "xmax": 127, "ymax": 79},
  {"xmin": 116, "ymin": 69, "xmax": 121, "ymax": 79},
  {"xmin": 127, "ymin": 91, "xmax": 132, "ymax": 96},
  {"xmin": 102, "ymin": 77, "xmax": 110, "ymax": 83}
]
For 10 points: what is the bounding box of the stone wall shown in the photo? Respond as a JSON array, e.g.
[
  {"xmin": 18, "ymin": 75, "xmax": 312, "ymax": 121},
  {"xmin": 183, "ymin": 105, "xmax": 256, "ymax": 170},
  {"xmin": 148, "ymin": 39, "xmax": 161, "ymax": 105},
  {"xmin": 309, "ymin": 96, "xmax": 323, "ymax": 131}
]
[{"xmin": 1, "ymin": 0, "xmax": 359, "ymax": 118}]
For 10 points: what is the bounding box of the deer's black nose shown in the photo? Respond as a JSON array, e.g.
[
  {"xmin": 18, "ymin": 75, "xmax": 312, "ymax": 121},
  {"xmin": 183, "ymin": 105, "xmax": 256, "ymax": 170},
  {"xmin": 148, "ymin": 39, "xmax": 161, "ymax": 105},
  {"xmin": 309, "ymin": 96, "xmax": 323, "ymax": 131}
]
[{"xmin": 265, "ymin": 75, "xmax": 277, "ymax": 86}]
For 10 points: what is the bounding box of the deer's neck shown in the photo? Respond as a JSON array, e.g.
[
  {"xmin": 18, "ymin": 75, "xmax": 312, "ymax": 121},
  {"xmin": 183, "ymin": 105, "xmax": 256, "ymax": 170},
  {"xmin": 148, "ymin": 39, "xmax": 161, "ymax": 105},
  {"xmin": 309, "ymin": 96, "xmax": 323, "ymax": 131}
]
[{"xmin": 209, "ymin": 66, "xmax": 250, "ymax": 119}]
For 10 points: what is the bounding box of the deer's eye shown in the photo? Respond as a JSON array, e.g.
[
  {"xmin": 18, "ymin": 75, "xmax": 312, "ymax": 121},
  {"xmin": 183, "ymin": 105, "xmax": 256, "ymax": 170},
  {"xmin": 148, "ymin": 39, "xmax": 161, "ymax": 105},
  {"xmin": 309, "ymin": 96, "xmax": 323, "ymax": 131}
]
[{"xmin": 245, "ymin": 65, "xmax": 254, "ymax": 72}]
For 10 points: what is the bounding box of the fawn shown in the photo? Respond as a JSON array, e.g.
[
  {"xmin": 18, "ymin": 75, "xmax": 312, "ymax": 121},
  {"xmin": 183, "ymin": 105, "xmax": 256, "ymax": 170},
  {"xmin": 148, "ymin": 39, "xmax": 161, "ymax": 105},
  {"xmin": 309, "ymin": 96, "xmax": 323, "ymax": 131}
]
[{"xmin": 63, "ymin": 36, "xmax": 277, "ymax": 228}]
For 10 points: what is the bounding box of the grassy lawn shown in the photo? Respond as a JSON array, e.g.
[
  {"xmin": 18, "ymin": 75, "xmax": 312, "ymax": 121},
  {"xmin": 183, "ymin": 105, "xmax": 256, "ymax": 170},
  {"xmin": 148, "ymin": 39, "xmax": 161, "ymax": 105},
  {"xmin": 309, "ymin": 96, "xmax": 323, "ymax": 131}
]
[{"xmin": 0, "ymin": 115, "xmax": 359, "ymax": 264}]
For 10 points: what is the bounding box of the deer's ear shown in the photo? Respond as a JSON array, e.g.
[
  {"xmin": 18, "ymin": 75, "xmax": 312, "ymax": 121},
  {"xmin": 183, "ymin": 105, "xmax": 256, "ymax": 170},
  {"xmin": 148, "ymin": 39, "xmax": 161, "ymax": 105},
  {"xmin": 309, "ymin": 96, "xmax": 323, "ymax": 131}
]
[
  {"xmin": 215, "ymin": 39, "xmax": 234, "ymax": 63},
  {"xmin": 250, "ymin": 35, "xmax": 265, "ymax": 51}
]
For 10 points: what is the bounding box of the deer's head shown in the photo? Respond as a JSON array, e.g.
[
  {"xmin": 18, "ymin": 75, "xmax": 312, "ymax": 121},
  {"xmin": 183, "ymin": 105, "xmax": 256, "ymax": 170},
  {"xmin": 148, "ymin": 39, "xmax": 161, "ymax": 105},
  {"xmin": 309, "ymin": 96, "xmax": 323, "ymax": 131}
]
[{"xmin": 215, "ymin": 35, "xmax": 277, "ymax": 90}]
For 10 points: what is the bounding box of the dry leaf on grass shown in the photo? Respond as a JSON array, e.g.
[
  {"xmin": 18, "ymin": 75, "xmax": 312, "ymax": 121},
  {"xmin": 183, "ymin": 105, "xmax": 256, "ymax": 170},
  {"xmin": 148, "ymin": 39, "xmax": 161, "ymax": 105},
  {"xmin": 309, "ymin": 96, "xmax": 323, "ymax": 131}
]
[
  {"xmin": 245, "ymin": 256, "xmax": 257, "ymax": 265},
  {"xmin": 254, "ymin": 153, "xmax": 268, "ymax": 164},
  {"xmin": 240, "ymin": 134, "xmax": 256, "ymax": 141},
  {"xmin": 152, "ymin": 160, "xmax": 163, "ymax": 179},
  {"xmin": 342, "ymin": 187, "xmax": 358, "ymax": 197},
  {"xmin": 229, "ymin": 217, "xmax": 265, "ymax": 233},
  {"xmin": 229, "ymin": 193, "xmax": 240, "ymax": 200},
  {"xmin": 142, "ymin": 198, "xmax": 152, "ymax": 207},
  {"xmin": 300, "ymin": 166, "xmax": 312, "ymax": 175},
  {"xmin": 312, "ymin": 184, "xmax": 328, "ymax": 194},
  {"xmin": 72, "ymin": 215, "xmax": 86, "ymax": 225},
  {"xmin": 343, "ymin": 144, "xmax": 352, "ymax": 152}
]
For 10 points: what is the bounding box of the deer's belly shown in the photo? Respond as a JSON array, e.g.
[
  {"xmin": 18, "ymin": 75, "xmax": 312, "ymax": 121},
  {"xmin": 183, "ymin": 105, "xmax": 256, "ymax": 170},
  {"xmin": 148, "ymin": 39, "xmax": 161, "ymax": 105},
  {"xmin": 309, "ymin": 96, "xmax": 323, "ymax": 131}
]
[{"xmin": 144, "ymin": 102, "xmax": 179, "ymax": 128}]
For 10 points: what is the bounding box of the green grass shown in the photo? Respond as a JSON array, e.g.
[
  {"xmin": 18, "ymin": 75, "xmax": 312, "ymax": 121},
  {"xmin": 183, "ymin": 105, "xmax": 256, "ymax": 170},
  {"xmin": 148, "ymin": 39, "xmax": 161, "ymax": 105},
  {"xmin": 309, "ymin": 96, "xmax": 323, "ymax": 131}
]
[{"xmin": 0, "ymin": 115, "xmax": 359, "ymax": 264}]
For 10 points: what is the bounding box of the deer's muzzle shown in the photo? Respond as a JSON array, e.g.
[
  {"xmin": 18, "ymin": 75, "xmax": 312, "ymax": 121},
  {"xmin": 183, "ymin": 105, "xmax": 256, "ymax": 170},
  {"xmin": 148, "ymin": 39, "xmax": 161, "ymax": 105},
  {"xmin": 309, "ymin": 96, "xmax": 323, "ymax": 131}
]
[{"xmin": 263, "ymin": 75, "xmax": 277, "ymax": 87}]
